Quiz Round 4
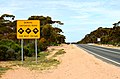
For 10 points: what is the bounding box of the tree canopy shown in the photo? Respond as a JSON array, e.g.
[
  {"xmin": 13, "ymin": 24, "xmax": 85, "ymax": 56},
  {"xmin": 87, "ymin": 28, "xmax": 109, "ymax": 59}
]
[
  {"xmin": 78, "ymin": 21, "xmax": 120, "ymax": 46},
  {"xmin": 0, "ymin": 14, "xmax": 66, "ymax": 60},
  {"xmin": 0, "ymin": 14, "xmax": 65, "ymax": 44}
]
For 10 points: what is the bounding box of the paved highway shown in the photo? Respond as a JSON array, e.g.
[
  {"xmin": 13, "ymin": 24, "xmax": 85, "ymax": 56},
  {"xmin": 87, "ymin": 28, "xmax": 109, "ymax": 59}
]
[{"xmin": 77, "ymin": 44, "xmax": 120, "ymax": 66}]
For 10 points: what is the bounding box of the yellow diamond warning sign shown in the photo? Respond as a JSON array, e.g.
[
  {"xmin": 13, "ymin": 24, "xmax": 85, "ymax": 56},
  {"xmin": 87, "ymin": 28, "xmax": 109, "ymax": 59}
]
[{"xmin": 17, "ymin": 20, "xmax": 40, "ymax": 39}]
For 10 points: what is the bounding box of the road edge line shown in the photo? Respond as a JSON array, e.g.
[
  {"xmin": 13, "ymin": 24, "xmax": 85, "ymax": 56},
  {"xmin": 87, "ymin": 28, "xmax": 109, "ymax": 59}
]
[
  {"xmin": 89, "ymin": 45, "xmax": 120, "ymax": 55},
  {"xmin": 76, "ymin": 45, "xmax": 120, "ymax": 66}
]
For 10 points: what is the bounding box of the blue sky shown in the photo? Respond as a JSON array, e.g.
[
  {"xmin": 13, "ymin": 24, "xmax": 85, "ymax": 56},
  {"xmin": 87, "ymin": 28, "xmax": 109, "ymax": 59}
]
[{"xmin": 0, "ymin": 0, "xmax": 120, "ymax": 42}]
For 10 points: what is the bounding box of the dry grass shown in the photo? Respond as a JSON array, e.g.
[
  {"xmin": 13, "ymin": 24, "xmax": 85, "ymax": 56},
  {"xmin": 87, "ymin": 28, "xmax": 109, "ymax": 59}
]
[
  {"xmin": 0, "ymin": 66, "xmax": 11, "ymax": 77},
  {"xmin": 0, "ymin": 48, "xmax": 66, "ymax": 76}
]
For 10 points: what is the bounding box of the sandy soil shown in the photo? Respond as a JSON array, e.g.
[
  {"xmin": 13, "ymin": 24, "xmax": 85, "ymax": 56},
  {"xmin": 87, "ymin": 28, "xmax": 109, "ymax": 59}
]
[{"xmin": 1, "ymin": 44, "xmax": 120, "ymax": 79}]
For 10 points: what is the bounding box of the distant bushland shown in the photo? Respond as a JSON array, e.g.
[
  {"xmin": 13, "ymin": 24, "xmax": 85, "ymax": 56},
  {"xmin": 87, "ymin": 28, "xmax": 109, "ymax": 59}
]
[{"xmin": 77, "ymin": 21, "xmax": 120, "ymax": 46}]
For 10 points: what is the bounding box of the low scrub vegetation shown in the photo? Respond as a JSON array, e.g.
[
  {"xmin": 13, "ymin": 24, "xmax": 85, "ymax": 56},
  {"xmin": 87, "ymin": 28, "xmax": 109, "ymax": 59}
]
[
  {"xmin": 0, "ymin": 39, "xmax": 21, "ymax": 60},
  {"xmin": 0, "ymin": 66, "xmax": 11, "ymax": 77},
  {"xmin": 0, "ymin": 14, "xmax": 66, "ymax": 76},
  {"xmin": 53, "ymin": 49, "xmax": 66, "ymax": 57}
]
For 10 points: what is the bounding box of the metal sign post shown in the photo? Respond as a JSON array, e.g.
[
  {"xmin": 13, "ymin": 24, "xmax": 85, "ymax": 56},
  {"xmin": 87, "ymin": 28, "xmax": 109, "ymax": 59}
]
[
  {"xmin": 21, "ymin": 39, "xmax": 24, "ymax": 64},
  {"xmin": 35, "ymin": 39, "xmax": 37, "ymax": 64}
]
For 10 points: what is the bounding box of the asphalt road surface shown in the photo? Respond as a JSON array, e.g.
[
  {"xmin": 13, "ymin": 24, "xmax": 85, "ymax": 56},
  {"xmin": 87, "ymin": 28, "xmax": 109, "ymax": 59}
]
[{"xmin": 77, "ymin": 44, "xmax": 120, "ymax": 66}]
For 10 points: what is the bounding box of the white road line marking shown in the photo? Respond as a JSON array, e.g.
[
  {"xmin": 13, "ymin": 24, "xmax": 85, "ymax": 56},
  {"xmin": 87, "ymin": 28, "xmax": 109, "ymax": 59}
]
[
  {"xmin": 79, "ymin": 46, "xmax": 120, "ymax": 66},
  {"xmin": 87, "ymin": 45, "xmax": 120, "ymax": 55}
]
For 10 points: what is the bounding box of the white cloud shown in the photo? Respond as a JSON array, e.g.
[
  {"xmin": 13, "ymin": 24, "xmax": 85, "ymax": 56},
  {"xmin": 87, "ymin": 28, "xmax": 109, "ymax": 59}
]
[
  {"xmin": 58, "ymin": 0, "xmax": 120, "ymax": 19},
  {"xmin": 0, "ymin": 0, "xmax": 120, "ymax": 42}
]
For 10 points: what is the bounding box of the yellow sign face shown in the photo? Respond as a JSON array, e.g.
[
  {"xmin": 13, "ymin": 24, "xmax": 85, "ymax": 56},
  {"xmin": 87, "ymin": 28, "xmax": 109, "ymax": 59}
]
[{"xmin": 17, "ymin": 20, "xmax": 40, "ymax": 39}]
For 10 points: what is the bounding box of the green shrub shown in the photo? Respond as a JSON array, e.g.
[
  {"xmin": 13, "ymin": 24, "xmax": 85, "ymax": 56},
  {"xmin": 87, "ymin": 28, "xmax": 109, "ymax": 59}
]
[
  {"xmin": 6, "ymin": 48, "xmax": 15, "ymax": 60},
  {"xmin": 24, "ymin": 46, "xmax": 34, "ymax": 57},
  {"xmin": 11, "ymin": 44, "xmax": 20, "ymax": 52},
  {"xmin": 15, "ymin": 51, "xmax": 21, "ymax": 60},
  {"xmin": 0, "ymin": 34, "xmax": 4, "ymax": 40},
  {"xmin": 0, "ymin": 39, "xmax": 21, "ymax": 60},
  {"xmin": 49, "ymin": 42, "xmax": 58, "ymax": 46},
  {"xmin": 38, "ymin": 38, "xmax": 47, "ymax": 51},
  {"xmin": 24, "ymin": 43, "xmax": 35, "ymax": 57},
  {"xmin": 38, "ymin": 43, "xmax": 47, "ymax": 51},
  {"xmin": 0, "ymin": 39, "xmax": 15, "ymax": 47},
  {"xmin": 0, "ymin": 39, "xmax": 21, "ymax": 52},
  {"xmin": 0, "ymin": 45, "xmax": 9, "ymax": 60}
]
